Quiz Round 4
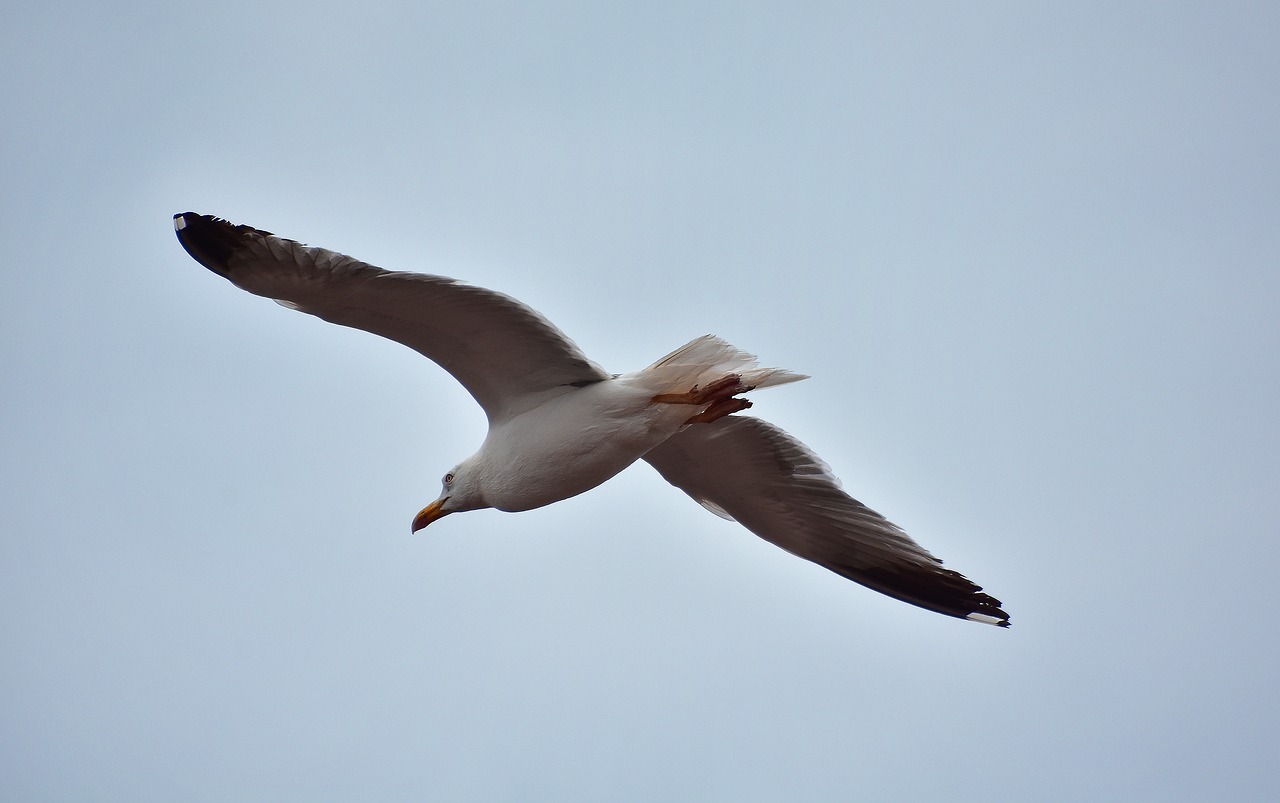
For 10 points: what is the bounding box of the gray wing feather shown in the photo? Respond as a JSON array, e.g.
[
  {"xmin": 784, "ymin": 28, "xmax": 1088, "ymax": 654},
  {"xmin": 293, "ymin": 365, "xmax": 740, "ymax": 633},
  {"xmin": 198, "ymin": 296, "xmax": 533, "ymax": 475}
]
[
  {"xmin": 174, "ymin": 213, "xmax": 609, "ymax": 422},
  {"xmin": 643, "ymin": 416, "xmax": 1010, "ymax": 626}
]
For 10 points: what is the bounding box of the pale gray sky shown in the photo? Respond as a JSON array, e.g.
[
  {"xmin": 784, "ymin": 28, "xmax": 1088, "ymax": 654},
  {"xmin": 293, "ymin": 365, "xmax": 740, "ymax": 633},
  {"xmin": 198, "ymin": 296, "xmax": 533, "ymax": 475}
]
[{"xmin": 3, "ymin": 2, "xmax": 1278, "ymax": 800}]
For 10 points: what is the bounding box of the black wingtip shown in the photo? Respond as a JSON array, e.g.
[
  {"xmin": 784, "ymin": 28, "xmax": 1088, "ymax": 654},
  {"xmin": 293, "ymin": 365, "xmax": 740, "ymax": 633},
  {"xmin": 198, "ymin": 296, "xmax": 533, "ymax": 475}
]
[
  {"xmin": 963, "ymin": 587, "xmax": 1011, "ymax": 628},
  {"xmin": 859, "ymin": 564, "xmax": 1010, "ymax": 627},
  {"xmin": 957, "ymin": 591, "xmax": 1011, "ymax": 628},
  {"xmin": 173, "ymin": 212, "xmax": 273, "ymax": 276}
]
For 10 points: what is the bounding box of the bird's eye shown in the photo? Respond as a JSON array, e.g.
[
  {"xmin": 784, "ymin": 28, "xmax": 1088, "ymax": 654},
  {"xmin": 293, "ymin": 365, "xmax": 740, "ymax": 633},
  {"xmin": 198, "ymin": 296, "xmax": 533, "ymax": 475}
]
[{"xmin": 444, "ymin": 473, "xmax": 454, "ymax": 485}]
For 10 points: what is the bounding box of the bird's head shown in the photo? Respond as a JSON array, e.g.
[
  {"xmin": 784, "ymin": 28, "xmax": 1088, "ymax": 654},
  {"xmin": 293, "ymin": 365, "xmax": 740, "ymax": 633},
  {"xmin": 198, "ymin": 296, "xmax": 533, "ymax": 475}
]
[{"xmin": 411, "ymin": 459, "xmax": 486, "ymax": 532}]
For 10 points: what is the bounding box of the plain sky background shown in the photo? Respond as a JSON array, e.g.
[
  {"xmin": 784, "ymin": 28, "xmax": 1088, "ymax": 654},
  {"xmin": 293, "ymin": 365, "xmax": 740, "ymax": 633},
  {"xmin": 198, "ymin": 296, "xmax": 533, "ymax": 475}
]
[{"xmin": 3, "ymin": 2, "xmax": 1278, "ymax": 800}]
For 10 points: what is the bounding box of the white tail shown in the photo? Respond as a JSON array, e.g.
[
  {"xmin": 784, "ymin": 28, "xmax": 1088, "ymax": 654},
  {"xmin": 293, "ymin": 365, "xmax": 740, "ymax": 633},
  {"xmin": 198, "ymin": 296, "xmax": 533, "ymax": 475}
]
[{"xmin": 645, "ymin": 334, "xmax": 808, "ymax": 392}]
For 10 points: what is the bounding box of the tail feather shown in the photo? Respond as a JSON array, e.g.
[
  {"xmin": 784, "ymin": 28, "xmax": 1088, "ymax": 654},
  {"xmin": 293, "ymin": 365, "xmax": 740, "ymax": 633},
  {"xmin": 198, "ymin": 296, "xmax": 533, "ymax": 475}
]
[{"xmin": 646, "ymin": 335, "xmax": 807, "ymax": 392}]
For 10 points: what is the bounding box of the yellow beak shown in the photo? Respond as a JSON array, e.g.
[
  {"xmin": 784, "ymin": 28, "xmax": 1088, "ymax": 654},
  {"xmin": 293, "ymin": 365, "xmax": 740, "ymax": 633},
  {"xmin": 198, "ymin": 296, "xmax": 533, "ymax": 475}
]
[{"xmin": 411, "ymin": 498, "xmax": 450, "ymax": 533}]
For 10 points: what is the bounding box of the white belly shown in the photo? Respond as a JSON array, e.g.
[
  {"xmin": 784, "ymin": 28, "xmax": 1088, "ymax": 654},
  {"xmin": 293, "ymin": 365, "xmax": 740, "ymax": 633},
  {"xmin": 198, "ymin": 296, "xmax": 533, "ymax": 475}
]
[{"xmin": 475, "ymin": 378, "xmax": 690, "ymax": 512}]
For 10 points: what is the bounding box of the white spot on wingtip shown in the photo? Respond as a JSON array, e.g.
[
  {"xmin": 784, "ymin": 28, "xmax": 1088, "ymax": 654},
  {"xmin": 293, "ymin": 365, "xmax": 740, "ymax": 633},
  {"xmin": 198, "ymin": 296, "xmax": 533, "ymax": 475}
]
[
  {"xmin": 174, "ymin": 215, "xmax": 187, "ymax": 231},
  {"xmin": 967, "ymin": 612, "xmax": 1005, "ymax": 626}
]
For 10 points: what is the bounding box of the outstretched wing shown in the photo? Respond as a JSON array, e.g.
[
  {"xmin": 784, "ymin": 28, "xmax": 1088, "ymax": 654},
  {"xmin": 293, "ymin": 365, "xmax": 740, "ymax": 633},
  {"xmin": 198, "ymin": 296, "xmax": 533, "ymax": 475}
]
[
  {"xmin": 643, "ymin": 416, "xmax": 1010, "ymax": 626},
  {"xmin": 174, "ymin": 213, "xmax": 610, "ymax": 422}
]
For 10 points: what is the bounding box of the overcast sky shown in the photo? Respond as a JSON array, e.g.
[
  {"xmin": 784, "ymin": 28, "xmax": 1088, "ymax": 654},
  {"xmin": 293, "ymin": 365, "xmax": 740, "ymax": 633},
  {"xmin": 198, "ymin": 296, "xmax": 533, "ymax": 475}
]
[{"xmin": 3, "ymin": 2, "xmax": 1278, "ymax": 800}]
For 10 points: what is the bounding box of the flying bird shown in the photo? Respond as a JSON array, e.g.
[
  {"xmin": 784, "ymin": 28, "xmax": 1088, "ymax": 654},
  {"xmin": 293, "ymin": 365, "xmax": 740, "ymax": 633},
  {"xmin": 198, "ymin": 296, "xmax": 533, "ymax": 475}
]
[{"xmin": 174, "ymin": 212, "xmax": 1009, "ymax": 627}]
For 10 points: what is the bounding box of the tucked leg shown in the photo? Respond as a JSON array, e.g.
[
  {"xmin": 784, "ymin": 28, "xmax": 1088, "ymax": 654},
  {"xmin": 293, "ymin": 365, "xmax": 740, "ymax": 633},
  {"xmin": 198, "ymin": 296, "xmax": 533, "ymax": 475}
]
[
  {"xmin": 684, "ymin": 396, "xmax": 752, "ymax": 425},
  {"xmin": 653, "ymin": 374, "xmax": 755, "ymax": 405}
]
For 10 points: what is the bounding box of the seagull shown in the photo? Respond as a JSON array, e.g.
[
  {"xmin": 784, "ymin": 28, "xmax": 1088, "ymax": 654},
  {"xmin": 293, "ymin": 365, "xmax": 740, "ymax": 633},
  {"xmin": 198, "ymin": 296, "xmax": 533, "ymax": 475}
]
[{"xmin": 174, "ymin": 212, "xmax": 1010, "ymax": 627}]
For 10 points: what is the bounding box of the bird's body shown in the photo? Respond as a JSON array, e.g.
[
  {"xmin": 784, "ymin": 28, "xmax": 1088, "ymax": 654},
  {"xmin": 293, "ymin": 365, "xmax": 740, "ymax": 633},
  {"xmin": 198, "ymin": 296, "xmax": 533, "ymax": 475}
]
[
  {"xmin": 174, "ymin": 212, "xmax": 1010, "ymax": 627},
  {"xmin": 467, "ymin": 336, "xmax": 804, "ymax": 512}
]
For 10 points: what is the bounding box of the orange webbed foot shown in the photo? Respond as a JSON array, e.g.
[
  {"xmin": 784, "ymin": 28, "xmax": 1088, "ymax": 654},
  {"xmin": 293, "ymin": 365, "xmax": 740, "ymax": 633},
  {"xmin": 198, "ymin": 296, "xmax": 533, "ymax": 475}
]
[
  {"xmin": 683, "ymin": 396, "xmax": 752, "ymax": 425},
  {"xmin": 653, "ymin": 374, "xmax": 755, "ymax": 405}
]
